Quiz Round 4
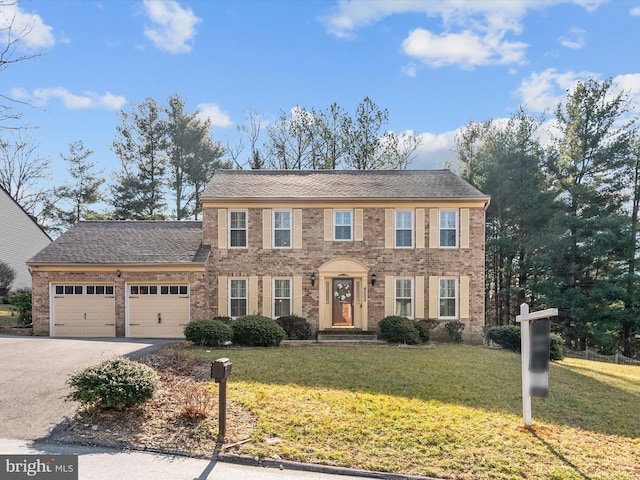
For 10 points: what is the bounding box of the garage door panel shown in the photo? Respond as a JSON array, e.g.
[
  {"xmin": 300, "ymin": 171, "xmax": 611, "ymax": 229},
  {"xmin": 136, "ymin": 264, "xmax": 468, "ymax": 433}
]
[
  {"xmin": 128, "ymin": 288, "xmax": 189, "ymax": 338},
  {"xmin": 53, "ymin": 288, "xmax": 115, "ymax": 337}
]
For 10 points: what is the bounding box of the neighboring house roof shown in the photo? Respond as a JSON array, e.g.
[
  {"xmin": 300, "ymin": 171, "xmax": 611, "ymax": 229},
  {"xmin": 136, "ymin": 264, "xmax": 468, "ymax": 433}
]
[
  {"xmin": 0, "ymin": 185, "xmax": 52, "ymax": 289},
  {"xmin": 202, "ymin": 169, "xmax": 489, "ymax": 201},
  {"xmin": 28, "ymin": 221, "xmax": 209, "ymax": 265}
]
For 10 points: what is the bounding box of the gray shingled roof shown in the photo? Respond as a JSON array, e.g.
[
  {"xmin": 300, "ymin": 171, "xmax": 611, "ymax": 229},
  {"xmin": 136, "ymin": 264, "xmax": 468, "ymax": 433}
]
[
  {"xmin": 28, "ymin": 221, "xmax": 209, "ymax": 265},
  {"xmin": 202, "ymin": 169, "xmax": 488, "ymax": 200}
]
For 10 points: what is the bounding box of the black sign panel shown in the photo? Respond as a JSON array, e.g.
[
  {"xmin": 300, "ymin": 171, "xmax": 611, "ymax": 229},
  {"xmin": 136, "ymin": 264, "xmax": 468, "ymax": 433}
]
[{"xmin": 529, "ymin": 319, "xmax": 551, "ymax": 373}]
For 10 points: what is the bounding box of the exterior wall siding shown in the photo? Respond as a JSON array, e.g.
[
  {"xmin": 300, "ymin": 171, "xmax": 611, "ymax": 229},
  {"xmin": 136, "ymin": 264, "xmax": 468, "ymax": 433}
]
[{"xmin": 0, "ymin": 190, "xmax": 51, "ymax": 290}]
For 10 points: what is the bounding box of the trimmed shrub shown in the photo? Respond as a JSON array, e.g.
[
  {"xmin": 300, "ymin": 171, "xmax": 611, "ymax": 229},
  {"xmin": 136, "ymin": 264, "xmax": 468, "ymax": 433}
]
[
  {"xmin": 485, "ymin": 325, "xmax": 522, "ymax": 352},
  {"xmin": 414, "ymin": 319, "xmax": 431, "ymax": 343},
  {"xmin": 9, "ymin": 289, "xmax": 32, "ymax": 325},
  {"xmin": 550, "ymin": 333, "xmax": 564, "ymax": 361},
  {"xmin": 378, "ymin": 316, "xmax": 421, "ymax": 345},
  {"xmin": 276, "ymin": 315, "xmax": 313, "ymax": 340},
  {"xmin": 486, "ymin": 325, "xmax": 565, "ymax": 361},
  {"xmin": 184, "ymin": 319, "xmax": 233, "ymax": 346},
  {"xmin": 67, "ymin": 357, "xmax": 159, "ymax": 410},
  {"xmin": 445, "ymin": 320, "xmax": 465, "ymax": 343},
  {"xmin": 231, "ymin": 315, "xmax": 287, "ymax": 347}
]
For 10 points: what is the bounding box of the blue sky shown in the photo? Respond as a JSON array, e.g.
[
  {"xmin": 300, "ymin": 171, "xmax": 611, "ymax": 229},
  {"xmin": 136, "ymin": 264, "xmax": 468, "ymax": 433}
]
[{"xmin": 3, "ymin": 0, "xmax": 640, "ymax": 184}]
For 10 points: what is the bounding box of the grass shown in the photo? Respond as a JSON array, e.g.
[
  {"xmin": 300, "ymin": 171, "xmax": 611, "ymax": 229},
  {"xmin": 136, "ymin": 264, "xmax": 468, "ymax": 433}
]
[
  {"xmin": 0, "ymin": 303, "xmax": 18, "ymax": 327},
  {"xmin": 184, "ymin": 344, "xmax": 640, "ymax": 480}
]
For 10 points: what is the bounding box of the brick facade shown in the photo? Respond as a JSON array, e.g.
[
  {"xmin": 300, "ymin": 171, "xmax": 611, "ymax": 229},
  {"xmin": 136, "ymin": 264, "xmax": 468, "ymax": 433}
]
[
  {"xmin": 203, "ymin": 205, "xmax": 486, "ymax": 342},
  {"xmin": 31, "ymin": 269, "xmax": 209, "ymax": 336}
]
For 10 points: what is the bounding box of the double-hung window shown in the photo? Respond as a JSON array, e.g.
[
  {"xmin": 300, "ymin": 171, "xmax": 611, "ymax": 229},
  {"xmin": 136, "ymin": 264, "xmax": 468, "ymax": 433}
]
[
  {"xmin": 229, "ymin": 279, "xmax": 247, "ymax": 318},
  {"xmin": 439, "ymin": 210, "xmax": 458, "ymax": 247},
  {"xmin": 273, "ymin": 278, "xmax": 292, "ymax": 317},
  {"xmin": 334, "ymin": 210, "xmax": 352, "ymax": 241},
  {"xmin": 395, "ymin": 278, "xmax": 413, "ymax": 318},
  {"xmin": 229, "ymin": 210, "xmax": 247, "ymax": 248},
  {"xmin": 439, "ymin": 278, "xmax": 457, "ymax": 318},
  {"xmin": 395, "ymin": 211, "xmax": 413, "ymax": 248},
  {"xmin": 273, "ymin": 210, "xmax": 291, "ymax": 248}
]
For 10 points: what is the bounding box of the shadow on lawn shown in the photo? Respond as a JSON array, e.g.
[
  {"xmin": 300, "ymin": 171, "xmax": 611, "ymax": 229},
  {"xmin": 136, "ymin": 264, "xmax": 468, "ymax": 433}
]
[
  {"xmin": 527, "ymin": 427, "xmax": 593, "ymax": 480},
  {"xmin": 195, "ymin": 344, "xmax": 640, "ymax": 439}
]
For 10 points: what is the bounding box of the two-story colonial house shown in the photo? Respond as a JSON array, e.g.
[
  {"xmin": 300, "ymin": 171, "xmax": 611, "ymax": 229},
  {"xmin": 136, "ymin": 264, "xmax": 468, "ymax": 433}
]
[{"xmin": 28, "ymin": 169, "xmax": 489, "ymax": 342}]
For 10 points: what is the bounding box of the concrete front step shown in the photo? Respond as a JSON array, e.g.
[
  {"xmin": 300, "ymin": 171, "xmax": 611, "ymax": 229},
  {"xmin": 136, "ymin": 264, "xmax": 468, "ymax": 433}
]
[{"xmin": 317, "ymin": 333, "xmax": 378, "ymax": 342}]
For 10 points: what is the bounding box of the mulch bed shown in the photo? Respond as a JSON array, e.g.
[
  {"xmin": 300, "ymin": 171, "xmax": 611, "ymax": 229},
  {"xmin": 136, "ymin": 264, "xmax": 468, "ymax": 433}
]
[{"xmin": 64, "ymin": 348, "xmax": 257, "ymax": 457}]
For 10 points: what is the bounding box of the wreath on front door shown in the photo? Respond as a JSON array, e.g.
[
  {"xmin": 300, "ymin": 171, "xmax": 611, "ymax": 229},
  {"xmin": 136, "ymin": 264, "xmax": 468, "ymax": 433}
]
[{"xmin": 334, "ymin": 282, "xmax": 352, "ymax": 303}]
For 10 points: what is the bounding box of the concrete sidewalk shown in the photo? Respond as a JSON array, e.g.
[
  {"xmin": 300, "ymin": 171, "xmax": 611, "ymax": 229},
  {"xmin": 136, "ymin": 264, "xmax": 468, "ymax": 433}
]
[{"xmin": 1, "ymin": 439, "xmax": 393, "ymax": 480}]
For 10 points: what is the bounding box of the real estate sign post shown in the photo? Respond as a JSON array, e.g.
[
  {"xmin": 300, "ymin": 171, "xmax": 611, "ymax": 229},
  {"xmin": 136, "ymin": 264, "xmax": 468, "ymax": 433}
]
[{"xmin": 516, "ymin": 303, "xmax": 558, "ymax": 426}]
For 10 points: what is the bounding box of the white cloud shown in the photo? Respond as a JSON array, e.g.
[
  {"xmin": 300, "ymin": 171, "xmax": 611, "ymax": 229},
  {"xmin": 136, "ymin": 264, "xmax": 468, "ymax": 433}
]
[
  {"xmin": 560, "ymin": 27, "xmax": 586, "ymax": 49},
  {"xmin": 31, "ymin": 87, "xmax": 126, "ymax": 110},
  {"xmin": 0, "ymin": 2, "xmax": 55, "ymax": 50},
  {"xmin": 410, "ymin": 130, "xmax": 458, "ymax": 169},
  {"xmin": 322, "ymin": 0, "xmax": 605, "ymax": 69},
  {"xmin": 143, "ymin": 0, "xmax": 201, "ymax": 54},
  {"xmin": 402, "ymin": 28, "xmax": 526, "ymax": 68},
  {"xmin": 514, "ymin": 69, "xmax": 640, "ymax": 116},
  {"xmin": 514, "ymin": 68, "xmax": 598, "ymax": 112},
  {"xmin": 197, "ymin": 103, "xmax": 233, "ymax": 128},
  {"xmin": 631, "ymin": 6, "xmax": 640, "ymax": 16}
]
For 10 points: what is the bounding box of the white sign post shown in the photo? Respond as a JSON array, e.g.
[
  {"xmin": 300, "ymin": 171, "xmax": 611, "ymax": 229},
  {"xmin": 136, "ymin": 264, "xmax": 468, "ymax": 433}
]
[{"xmin": 516, "ymin": 303, "xmax": 558, "ymax": 426}]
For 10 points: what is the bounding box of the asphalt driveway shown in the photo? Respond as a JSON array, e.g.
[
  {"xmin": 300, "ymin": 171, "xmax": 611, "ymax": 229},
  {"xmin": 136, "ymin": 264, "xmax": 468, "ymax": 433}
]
[{"xmin": 0, "ymin": 335, "xmax": 178, "ymax": 440}]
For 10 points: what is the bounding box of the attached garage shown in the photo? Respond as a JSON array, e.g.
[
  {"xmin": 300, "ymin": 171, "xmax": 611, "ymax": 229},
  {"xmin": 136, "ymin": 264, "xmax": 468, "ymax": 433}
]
[
  {"xmin": 127, "ymin": 284, "xmax": 190, "ymax": 338},
  {"xmin": 28, "ymin": 221, "xmax": 210, "ymax": 338},
  {"xmin": 52, "ymin": 284, "xmax": 116, "ymax": 337}
]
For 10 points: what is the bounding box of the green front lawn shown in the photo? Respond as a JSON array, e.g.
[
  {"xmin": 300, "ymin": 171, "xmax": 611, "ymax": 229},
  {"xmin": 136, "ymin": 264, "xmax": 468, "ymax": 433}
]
[
  {"xmin": 186, "ymin": 344, "xmax": 640, "ymax": 480},
  {"xmin": 0, "ymin": 303, "xmax": 18, "ymax": 327}
]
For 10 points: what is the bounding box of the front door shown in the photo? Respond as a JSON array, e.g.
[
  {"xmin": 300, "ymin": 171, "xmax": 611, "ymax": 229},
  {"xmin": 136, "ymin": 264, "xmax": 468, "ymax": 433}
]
[{"xmin": 332, "ymin": 278, "xmax": 354, "ymax": 326}]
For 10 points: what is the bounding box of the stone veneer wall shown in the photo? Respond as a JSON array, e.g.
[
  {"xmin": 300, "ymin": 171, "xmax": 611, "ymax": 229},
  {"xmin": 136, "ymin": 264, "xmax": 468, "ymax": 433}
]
[
  {"xmin": 31, "ymin": 270, "xmax": 209, "ymax": 336},
  {"xmin": 202, "ymin": 206, "xmax": 486, "ymax": 343}
]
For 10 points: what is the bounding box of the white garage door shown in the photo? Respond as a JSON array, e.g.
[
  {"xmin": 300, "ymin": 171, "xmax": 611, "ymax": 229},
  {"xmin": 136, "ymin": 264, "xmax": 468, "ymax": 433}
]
[
  {"xmin": 52, "ymin": 284, "xmax": 116, "ymax": 337},
  {"xmin": 127, "ymin": 284, "xmax": 190, "ymax": 338}
]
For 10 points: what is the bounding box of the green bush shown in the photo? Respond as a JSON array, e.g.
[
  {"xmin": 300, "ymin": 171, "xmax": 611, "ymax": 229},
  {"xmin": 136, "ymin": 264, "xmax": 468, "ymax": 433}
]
[
  {"xmin": 378, "ymin": 316, "xmax": 421, "ymax": 345},
  {"xmin": 231, "ymin": 315, "xmax": 287, "ymax": 347},
  {"xmin": 184, "ymin": 319, "xmax": 233, "ymax": 346},
  {"xmin": 445, "ymin": 320, "xmax": 465, "ymax": 343},
  {"xmin": 414, "ymin": 319, "xmax": 431, "ymax": 343},
  {"xmin": 276, "ymin": 315, "xmax": 313, "ymax": 340},
  {"xmin": 550, "ymin": 333, "xmax": 564, "ymax": 360},
  {"xmin": 67, "ymin": 357, "xmax": 159, "ymax": 410},
  {"xmin": 9, "ymin": 289, "xmax": 32, "ymax": 325},
  {"xmin": 486, "ymin": 325, "xmax": 522, "ymax": 352},
  {"xmin": 486, "ymin": 325, "xmax": 564, "ymax": 361}
]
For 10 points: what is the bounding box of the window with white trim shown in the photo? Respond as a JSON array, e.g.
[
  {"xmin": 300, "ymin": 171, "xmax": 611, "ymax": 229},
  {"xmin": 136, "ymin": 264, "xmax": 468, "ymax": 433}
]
[
  {"xmin": 395, "ymin": 278, "xmax": 413, "ymax": 318},
  {"xmin": 273, "ymin": 278, "xmax": 292, "ymax": 317},
  {"xmin": 395, "ymin": 210, "xmax": 413, "ymax": 248},
  {"xmin": 229, "ymin": 210, "xmax": 247, "ymax": 248},
  {"xmin": 439, "ymin": 210, "xmax": 458, "ymax": 247},
  {"xmin": 229, "ymin": 278, "xmax": 247, "ymax": 318},
  {"xmin": 334, "ymin": 210, "xmax": 352, "ymax": 241},
  {"xmin": 273, "ymin": 210, "xmax": 291, "ymax": 248},
  {"xmin": 439, "ymin": 278, "xmax": 457, "ymax": 318}
]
